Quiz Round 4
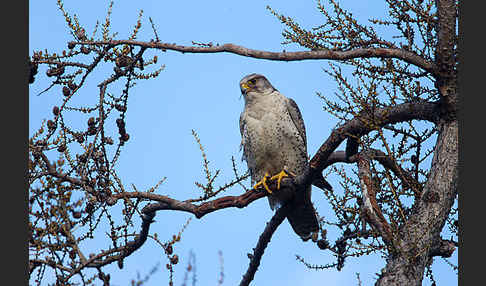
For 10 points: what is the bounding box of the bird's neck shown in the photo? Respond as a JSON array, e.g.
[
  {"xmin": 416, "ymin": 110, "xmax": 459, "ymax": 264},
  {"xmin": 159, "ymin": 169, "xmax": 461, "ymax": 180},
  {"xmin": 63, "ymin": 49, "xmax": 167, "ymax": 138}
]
[{"xmin": 244, "ymin": 90, "xmax": 280, "ymax": 106}]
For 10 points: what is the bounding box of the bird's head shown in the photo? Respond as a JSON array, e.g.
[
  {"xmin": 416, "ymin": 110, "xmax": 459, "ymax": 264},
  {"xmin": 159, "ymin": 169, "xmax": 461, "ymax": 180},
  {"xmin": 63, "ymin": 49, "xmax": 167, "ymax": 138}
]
[{"xmin": 239, "ymin": 73, "xmax": 277, "ymax": 101}]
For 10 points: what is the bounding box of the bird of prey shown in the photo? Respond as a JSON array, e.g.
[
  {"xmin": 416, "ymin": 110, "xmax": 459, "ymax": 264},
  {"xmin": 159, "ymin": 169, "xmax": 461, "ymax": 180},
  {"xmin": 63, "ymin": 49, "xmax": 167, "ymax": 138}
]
[{"xmin": 239, "ymin": 73, "xmax": 332, "ymax": 241}]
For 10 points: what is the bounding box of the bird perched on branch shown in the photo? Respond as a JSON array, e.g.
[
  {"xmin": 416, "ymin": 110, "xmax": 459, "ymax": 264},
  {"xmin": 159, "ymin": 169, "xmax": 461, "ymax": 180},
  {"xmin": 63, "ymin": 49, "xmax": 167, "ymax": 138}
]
[{"xmin": 239, "ymin": 73, "xmax": 332, "ymax": 241}]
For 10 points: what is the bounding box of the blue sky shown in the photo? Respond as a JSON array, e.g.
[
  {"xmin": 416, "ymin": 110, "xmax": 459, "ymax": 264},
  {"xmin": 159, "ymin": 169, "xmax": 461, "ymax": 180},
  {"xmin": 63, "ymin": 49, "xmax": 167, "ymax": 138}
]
[{"xmin": 29, "ymin": 1, "xmax": 457, "ymax": 285}]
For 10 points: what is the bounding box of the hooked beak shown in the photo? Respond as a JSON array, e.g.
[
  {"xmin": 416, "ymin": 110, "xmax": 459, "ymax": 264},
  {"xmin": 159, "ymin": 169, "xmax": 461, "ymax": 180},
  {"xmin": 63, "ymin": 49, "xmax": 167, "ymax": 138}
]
[{"xmin": 240, "ymin": 82, "xmax": 250, "ymax": 94}]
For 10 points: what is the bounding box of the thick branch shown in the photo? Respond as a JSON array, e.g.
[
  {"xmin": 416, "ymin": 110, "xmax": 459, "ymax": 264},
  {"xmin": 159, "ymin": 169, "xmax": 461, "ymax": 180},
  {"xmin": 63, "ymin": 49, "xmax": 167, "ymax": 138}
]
[
  {"xmin": 72, "ymin": 40, "xmax": 437, "ymax": 75},
  {"xmin": 429, "ymin": 238, "xmax": 456, "ymax": 258},
  {"xmin": 376, "ymin": 119, "xmax": 458, "ymax": 286},
  {"xmin": 239, "ymin": 204, "xmax": 292, "ymax": 286},
  {"xmin": 310, "ymin": 101, "xmax": 440, "ymax": 174},
  {"xmin": 435, "ymin": 0, "xmax": 458, "ymax": 117},
  {"xmin": 435, "ymin": 0, "xmax": 457, "ymax": 79},
  {"xmin": 111, "ymin": 188, "xmax": 267, "ymax": 219}
]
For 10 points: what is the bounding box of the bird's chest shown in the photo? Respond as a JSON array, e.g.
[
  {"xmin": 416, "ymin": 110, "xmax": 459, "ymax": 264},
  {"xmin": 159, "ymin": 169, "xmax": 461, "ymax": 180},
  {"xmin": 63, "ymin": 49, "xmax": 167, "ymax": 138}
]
[{"xmin": 244, "ymin": 97, "xmax": 301, "ymax": 171}]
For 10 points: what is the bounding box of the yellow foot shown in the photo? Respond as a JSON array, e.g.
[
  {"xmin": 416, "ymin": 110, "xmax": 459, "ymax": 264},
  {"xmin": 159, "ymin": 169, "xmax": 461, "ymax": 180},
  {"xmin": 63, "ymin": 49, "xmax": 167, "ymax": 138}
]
[
  {"xmin": 253, "ymin": 172, "xmax": 272, "ymax": 194},
  {"xmin": 270, "ymin": 169, "xmax": 292, "ymax": 190}
]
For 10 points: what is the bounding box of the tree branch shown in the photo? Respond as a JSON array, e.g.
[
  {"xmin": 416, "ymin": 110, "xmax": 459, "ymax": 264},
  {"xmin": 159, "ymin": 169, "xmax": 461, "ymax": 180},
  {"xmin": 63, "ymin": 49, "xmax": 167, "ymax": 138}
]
[
  {"xmin": 357, "ymin": 153, "xmax": 394, "ymax": 246},
  {"xmin": 33, "ymin": 100, "xmax": 440, "ymax": 283},
  {"xmin": 112, "ymin": 188, "xmax": 267, "ymax": 219},
  {"xmin": 239, "ymin": 203, "xmax": 292, "ymax": 286},
  {"xmin": 429, "ymin": 238, "xmax": 456, "ymax": 258},
  {"xmin": 324, "ymin": 149, "xmax": 422, "ymax": 196},
  {"xmin": 72, "ymin": 40, "xmax": 437, "ymax": 75},
  {"xmin": 435, "ymin": 0, "xmax": 458, "ymax": 116},
  {"xmin": 435, "ymin": 0, "xmax": 457, "ymax": 79},
  {"xmin": 309, "ymin": 101, "xmax": 440, "ymax": 174},
  {"xmin": 61, "ymin": 211, "xmax": 156, "ymax": 281}
]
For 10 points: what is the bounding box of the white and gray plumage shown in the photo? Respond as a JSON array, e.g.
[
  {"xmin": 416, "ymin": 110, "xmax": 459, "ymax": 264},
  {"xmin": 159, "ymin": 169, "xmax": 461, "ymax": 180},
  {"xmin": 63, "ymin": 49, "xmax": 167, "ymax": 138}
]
[{"xmin": 239, "ymin": 73, "xmax": 332, "ymax": 241}]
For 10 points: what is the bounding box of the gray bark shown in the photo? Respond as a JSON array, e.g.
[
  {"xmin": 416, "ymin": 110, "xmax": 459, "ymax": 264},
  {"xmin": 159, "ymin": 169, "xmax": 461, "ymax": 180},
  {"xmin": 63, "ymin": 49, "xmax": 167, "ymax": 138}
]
[
  {"xmin": 375, "ymin": 0, "xmax": 458, "ymax": 283},
  {"xmin": 376, "ymin": 119, "xmax": 458, "ymax": 285}
]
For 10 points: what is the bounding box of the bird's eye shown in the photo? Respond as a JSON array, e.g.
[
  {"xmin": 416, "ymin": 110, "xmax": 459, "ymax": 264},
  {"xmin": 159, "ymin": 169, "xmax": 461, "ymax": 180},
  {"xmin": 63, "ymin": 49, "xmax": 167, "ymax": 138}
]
[{"xmin": 248, "ymin": 79, "xmax": 256, "ymax": 85}]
